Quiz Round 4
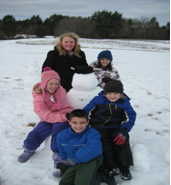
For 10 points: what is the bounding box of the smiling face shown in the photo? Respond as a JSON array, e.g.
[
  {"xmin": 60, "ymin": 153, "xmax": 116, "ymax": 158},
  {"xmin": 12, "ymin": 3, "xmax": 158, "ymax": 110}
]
[
  {"xmin": 45, "ymin": 79, "xmax": 59, "ymax": 93},
  {"xmin": 106, "ymin": 92, "xmax": 121, "ymax": 102},
  {"xmin": 69, "ymin": 117, "xmax": 89, "ymax": 133},
  {"xmin": 61, "ymin": 36, "xmax": 75, "ymax": 54},
  {"xmin": 99, "ymin": 58, "xmax": 110, "ymax": 68}
]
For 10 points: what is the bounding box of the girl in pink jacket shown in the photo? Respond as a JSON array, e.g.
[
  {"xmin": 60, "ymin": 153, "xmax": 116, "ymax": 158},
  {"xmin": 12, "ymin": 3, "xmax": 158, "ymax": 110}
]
[{"xmin": 18, "ymin": 67, "xmax": 73, "ymax": 177}]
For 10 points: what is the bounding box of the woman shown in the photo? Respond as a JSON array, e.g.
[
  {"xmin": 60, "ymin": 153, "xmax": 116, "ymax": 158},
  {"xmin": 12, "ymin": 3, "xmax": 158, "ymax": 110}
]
[{"xmin": 42, "ymin": 32, "xmax": 88, "ymax": 92}]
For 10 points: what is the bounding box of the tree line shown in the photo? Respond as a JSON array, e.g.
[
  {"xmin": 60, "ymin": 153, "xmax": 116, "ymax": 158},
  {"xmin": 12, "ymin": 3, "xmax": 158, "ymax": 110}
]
[{"xmin": 0, "ymin": 10, "xmax": 170, "ymax": 40}]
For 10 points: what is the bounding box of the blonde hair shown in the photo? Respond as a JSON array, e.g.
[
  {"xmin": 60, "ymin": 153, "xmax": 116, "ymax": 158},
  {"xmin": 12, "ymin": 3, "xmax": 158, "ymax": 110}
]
[
  {"xmin": 56, "ymin": 32, "xmax": 81, "ymax": 57},
  {"xmin": 34, "ymin": 84, "xmax": 42, "ymax": 94}
]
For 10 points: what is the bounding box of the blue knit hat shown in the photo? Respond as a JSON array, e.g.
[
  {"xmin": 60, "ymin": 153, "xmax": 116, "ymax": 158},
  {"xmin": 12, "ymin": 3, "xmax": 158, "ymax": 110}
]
[{"xmin": 97, "ymin": 50, "xmax": 113, "ymax": 61}]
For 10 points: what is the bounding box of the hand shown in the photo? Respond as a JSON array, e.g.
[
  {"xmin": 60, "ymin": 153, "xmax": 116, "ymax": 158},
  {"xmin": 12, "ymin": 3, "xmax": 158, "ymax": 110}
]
[
  {"xmin": 74, "ymin": 65, "xmax": 83, "ymax": 73},
  {"xmin": 57, "ymin": 161, "xmax": 69, "ymax": 174},
  {"xmin": 74, "ymin": 65, "xmax": 94, "ymax": 74},
  {"xmin": 113, "ymin": 129, "xmax": 128, "ymax": 145},
  {"xmin": 67, "ymin": 158, "xmax": 76, "ymax": 166}
]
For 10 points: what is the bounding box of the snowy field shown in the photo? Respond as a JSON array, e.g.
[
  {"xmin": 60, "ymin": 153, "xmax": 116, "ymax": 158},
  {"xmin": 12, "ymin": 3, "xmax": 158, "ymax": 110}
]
[{"xmin": 0, "ymin": 37, "xmax": 170, "ymax": 185}]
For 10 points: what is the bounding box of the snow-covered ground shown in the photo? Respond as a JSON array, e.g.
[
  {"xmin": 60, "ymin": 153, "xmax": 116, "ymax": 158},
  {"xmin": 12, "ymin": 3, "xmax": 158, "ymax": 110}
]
[{"xmin": 0, "ymin": 37, "xmax": 170, "ymax": 185}]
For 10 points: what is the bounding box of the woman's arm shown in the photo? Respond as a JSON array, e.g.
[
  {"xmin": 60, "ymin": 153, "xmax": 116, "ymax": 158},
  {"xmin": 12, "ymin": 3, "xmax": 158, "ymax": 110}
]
[
  {"xmin": 42, "ymin": 50, "xmax": 57, "ymax": 72},
  {"xmin": 80, "ymin": 50, "xmax": 88, "ymax": 65}
]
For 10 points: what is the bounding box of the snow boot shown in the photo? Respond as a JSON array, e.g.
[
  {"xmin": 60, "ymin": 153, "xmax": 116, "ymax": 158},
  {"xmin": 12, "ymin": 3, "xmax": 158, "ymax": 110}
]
[
  {"xmin": 99, "ymin": 168, "xmax": 117, "ymax": 185},
  {"xmin": 109, "ymin": 166, "xmax": 120, "ymax": 176},
  {"xmin": 53, "ymin": 168, "xmax": 62, "ymax": 177},
  {"xmin": 120, "ymin": 166, "xmax": 132, "ymax": 180},
  {"xmin": 18, "ymin": 147, "xmax": 35, "ymax": 163},
  {"xmin": 52, "ymin": 152, "xmax": 62, "ymax": 177}
]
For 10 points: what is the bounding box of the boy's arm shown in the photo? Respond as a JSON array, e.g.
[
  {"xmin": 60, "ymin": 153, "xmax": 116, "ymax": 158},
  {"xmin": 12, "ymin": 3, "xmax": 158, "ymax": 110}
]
[
  {"xmin": 120, "ymin": 101, "xmax": 136, "ymax": 132},
  {"xmin": 72, "ymin": 129, "xmax": 103, "ymax": 164},
  {"xmin": 83, "ymin": 96, "xmax": 98, "ymax": 114},
  {"xmin": 56, "ymin": 132, "xmax": 67, "ymax": 160}
]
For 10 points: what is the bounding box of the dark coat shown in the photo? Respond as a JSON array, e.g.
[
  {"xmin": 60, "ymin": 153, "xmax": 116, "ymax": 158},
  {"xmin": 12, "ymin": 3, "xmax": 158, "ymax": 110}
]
[
  {"xmin": 83, "ymin": 91, "xmax": 136, "ymax": 132},
  {"xmin": 42, "ymin": 47, "xmax": 88, "ymax": 92},
  {"xmin": 83, "ymin": 92, "xmax": 135, "ymax": 168}
]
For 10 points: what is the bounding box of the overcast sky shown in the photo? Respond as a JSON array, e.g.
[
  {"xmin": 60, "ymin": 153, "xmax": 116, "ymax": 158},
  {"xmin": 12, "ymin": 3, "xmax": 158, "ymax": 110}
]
[{"xmin": 0, "ymin": 0, "xmax": 170, "ymax": 26}]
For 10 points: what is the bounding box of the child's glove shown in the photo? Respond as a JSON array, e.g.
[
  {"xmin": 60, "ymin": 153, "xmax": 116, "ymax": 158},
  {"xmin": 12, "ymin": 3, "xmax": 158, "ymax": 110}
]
[
  {"xmin": 113, "ymin": 129, "xmax": 128, "ymax": 145},
  {"xmin": 67, "ymin": 158, "xmax": 76, "ymax": 166},
  {"xmin": 57, "ymin": 160, "xmax": 69, "ymax": 174},
  {"xmin": 57, "ymin": 158, "xmax": 76, "ymax": 174}
]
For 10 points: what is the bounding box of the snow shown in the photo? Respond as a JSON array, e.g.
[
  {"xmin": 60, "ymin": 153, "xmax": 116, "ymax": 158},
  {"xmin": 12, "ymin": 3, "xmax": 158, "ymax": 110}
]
[
  {"xmin": 0, "ymin": 38, "xmax": 170, "ymax": 185},
  {"xmin": 66, "ymin": 73, "xmax": 102, "ymax": 109},
  {"xmin": 131, "ymin": 144, "xmax": 151, "ymax": 173}
]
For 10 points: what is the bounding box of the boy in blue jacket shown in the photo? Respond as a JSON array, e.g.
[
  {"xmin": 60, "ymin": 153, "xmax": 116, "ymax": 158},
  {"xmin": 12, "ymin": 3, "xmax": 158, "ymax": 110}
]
[
  {"xmin": 56, "ymin": 109, "xmax": 103, "ymax": 185},
  {"xmin": 83, "ymin": 77, "xmax": 136, "ymax": 181}
]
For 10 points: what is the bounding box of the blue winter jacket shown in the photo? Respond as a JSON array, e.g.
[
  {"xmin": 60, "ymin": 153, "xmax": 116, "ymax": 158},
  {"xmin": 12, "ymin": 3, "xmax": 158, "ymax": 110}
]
[
  {"xmin": 83, "ymin": 91, "xmax": 136, "ymax": 132},
  {"xmin": 56, "ymin": 126, "xmax": 103, "ymax": 164}
]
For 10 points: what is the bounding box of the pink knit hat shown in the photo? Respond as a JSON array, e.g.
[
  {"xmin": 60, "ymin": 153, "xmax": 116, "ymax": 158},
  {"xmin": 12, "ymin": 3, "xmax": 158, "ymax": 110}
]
[{"xmin": 39, "ymin": 67, "xmax": 61, "ymax": 109}]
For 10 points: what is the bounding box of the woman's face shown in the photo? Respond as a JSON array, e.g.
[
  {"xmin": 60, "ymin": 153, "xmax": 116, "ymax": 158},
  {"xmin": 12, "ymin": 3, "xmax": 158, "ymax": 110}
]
[
  {"xmin": 45, "ymin": 79, "xmax": 59, "ymax": 93},
  {"xmin": 61, "ymin": 37, "xmax": 75, "ymax": 54}
]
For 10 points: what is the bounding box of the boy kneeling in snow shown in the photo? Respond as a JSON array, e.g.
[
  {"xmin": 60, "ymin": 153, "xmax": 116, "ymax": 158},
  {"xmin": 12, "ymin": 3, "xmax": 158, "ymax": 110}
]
[{"xmin": 56, "ymin": 109, "xmax": 103, "ymax": 185}]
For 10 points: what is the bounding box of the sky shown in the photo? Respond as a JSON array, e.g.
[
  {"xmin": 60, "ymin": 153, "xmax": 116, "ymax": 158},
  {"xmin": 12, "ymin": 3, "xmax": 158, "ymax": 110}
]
[{"xmin": 0, "ymin": 0, "xmax": 170, "ymax": 26}]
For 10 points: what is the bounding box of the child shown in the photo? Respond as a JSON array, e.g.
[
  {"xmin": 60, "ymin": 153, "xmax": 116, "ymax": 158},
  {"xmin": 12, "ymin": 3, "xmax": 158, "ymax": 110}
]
[
  {"xmin": 90, "ymin": 50, "xmax": 121, "ymax": 89},
  {"xmin": 18, "ymin": 67, "xmax": 73, "ymax": 177},
  {"xmin": 42, "ymin": 32, "xmax": 88, "ymax": 92},
  {"xmin": 56, "ymin": 109, "xmax": 103, "ymax": 185},
  {"xmin": 83, "ymin": 77, "xmax": 136, "ymax": 181}
]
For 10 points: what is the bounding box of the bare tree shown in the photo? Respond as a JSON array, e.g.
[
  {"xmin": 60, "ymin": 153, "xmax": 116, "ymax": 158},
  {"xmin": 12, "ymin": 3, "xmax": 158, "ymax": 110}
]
[{"xmin": 54, "ymin": 17, "xmax": 97, "ymax": 38}]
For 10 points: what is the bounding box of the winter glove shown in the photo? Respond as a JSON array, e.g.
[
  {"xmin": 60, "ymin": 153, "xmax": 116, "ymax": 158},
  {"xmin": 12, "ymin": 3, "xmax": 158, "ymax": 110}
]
[
  {"xmin": 66, "ymin": 158, "xmax": 76, "ymax": 166},
  {"xmin": 57, "ymin": 160, "xmax": 70, "ymax": 174},
  {"xmin": 74, "ymin": 65, "xmax": 94, "ymax": 74},
  {"xmin": 113, "ymin": 129, "xmax": 128, "ymax": 145}
]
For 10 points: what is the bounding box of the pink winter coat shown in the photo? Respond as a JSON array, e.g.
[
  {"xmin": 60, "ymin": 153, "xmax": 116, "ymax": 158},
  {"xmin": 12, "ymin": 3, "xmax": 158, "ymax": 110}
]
[{"xmin": 32, "ymin": 82, "xmax": 73, "ymax": 123}]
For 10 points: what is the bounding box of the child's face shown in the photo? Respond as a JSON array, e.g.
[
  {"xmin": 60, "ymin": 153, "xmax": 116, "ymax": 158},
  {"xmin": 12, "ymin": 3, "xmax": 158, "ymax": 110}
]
[
  {"xmin": 62, "ymin": 37, "xmax": 75, "ymax": 53},
  {"xmin": 45, "ymin": 79, "xmax": 59, "ymax": 93},
  {"xmin": 106, "ymin": 92, "xmax": 121, "ymax": 102},
  {"xmin": 100, "ymin": 58, "xmax": 110, "ymax": 68},
  {"xmin": 69, "ymin": 117, "xmax": 89, "ymax": 133}
]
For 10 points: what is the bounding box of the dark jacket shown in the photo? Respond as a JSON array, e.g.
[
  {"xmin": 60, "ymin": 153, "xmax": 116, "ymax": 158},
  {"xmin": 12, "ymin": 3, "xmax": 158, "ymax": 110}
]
[
  {"xmin": 42, "ymin": 47, "xmax": 88, "ymax": 92},
  {"xmin": 83, "ymin": 91, "xmax": 136, "ymax": 132}
]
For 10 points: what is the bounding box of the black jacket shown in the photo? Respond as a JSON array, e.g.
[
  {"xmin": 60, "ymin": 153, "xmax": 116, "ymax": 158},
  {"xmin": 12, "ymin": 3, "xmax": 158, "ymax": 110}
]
[{"xmin": 42, "ymin": 47, "xmax": 88, "ymax": 92}]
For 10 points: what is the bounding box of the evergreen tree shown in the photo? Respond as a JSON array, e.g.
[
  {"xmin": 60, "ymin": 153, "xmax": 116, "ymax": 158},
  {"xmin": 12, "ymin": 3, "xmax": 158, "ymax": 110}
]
[
  {"xmin": 2, "ymin": 15, "xmax": 16, "ymax": 38},
  {"xmin": 91, "ymin": 10, "xmax": 124, "ymax": 38},
  {"xmin": 43, "ymin": 14, "xmax": 65, "ymax": 35}
]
